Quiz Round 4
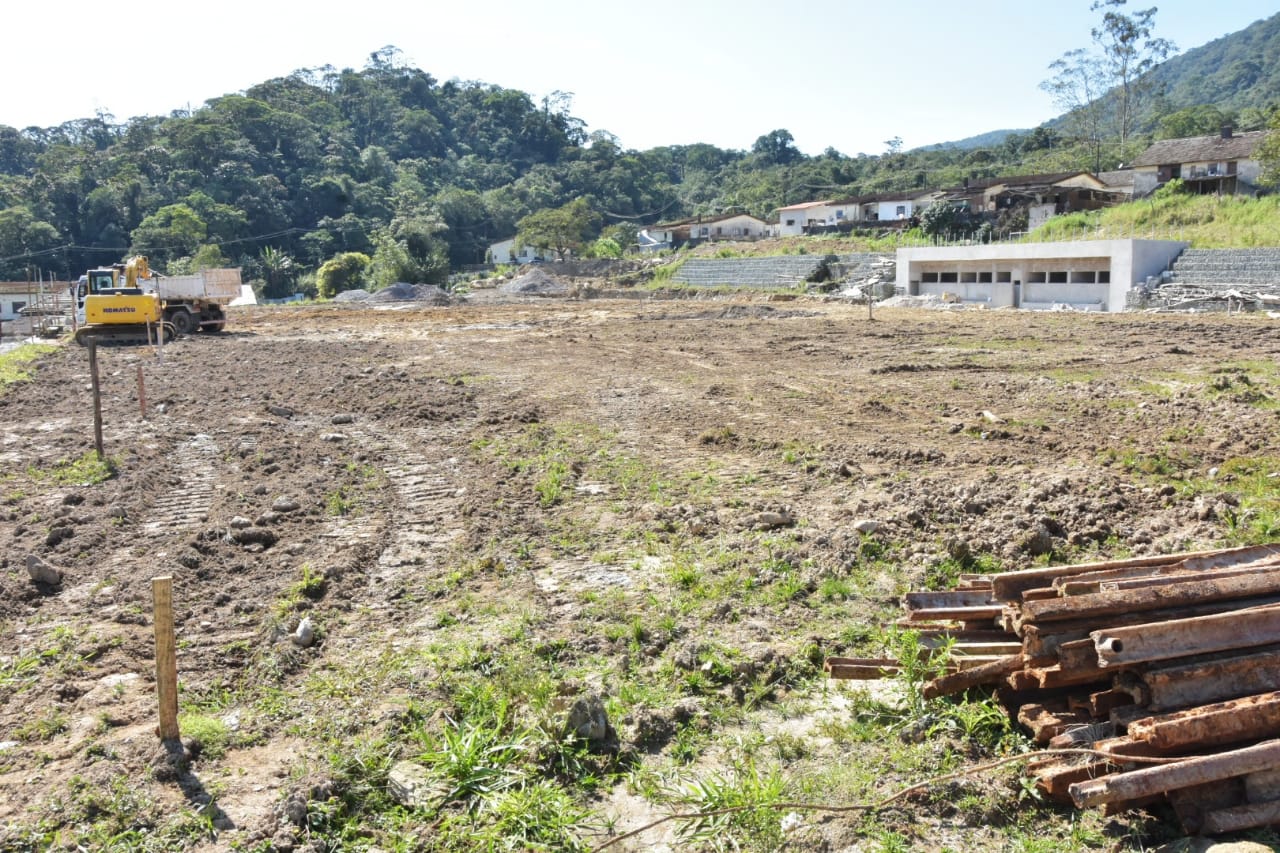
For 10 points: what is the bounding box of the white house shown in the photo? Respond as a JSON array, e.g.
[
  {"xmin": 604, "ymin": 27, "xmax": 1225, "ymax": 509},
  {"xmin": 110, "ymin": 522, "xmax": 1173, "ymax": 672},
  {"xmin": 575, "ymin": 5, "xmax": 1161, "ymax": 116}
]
[
  {"xmin": 646, "ymin": 213, "xmax": 770, "ymax": 245},
  {"xmin": 1130, "ymin": 127, "xmax": 1268, "ymax": 197},
  {"xmin": 488, "ymin": 238, "xmax": 544, "ymax": 265},
  {"xmin": 842, "ymin": 190, "xmax": 935, "ymax": 224},
  {"xmin": 0, "ymin": 283, "xmax": 34, "ymax": 323},
  {"xmin": 777, "ymin": 201, "xmax": 835, "ymax": 236}
]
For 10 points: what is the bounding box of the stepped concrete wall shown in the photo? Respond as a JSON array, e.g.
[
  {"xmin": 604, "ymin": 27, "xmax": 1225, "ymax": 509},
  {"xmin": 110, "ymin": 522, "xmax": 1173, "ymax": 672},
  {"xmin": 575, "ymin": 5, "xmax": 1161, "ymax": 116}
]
[{"xmin": 1168, "ymin": 248, "xmax": 1280, "ymax": 287}]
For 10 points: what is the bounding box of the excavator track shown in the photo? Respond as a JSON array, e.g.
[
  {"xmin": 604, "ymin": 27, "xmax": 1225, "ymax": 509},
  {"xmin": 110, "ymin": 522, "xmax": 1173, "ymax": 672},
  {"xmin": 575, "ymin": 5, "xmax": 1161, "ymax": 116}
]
[{"xmin": 74, "ymin": 322, "xmax": 177, "ymax": 346}]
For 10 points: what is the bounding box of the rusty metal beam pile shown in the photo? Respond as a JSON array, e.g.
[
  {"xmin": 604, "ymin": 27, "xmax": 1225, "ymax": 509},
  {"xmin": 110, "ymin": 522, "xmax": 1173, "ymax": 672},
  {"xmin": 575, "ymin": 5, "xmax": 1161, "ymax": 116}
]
[{"xmin": 826, "ymin": 543, "xmax": 1280, "ymax": 834}]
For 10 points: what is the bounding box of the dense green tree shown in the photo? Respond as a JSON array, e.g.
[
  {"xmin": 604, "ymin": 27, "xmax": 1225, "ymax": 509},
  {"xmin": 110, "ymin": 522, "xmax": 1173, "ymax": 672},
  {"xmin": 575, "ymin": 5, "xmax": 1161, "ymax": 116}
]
[
  {"xmin": 130, "ymin": 203, "xmax": 207, "ymax": 267},
  {"xmin": 316, "ymin": 251, "xmax": 371, "ymax": 297},
  {"xmin": 0, "ymin": 206, "xmax": 60, "ymax": 279},
  {"xmin": 752, "ymin": 129, "xmax": 801, "ymax": 165},
  {"xmin": 1156, "ymin": 105, "xmax": 1233, "ymax": 139},
  {"xmin": 516, "ymin": 198, "xmax": 600, "ymax": 260},
  {"xmin": 1256, "ymin": 113, "xmax": 1280, "ymax": 187},
  {"xmin": 259, "ymin": 246, "xmax": 297, "ymax": 298}
]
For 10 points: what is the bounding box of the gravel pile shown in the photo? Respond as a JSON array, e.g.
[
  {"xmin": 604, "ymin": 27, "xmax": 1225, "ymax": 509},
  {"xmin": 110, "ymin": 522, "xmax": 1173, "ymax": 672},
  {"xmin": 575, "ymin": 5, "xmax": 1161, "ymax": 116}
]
[
  {"xmin": 367, "ymin": 283, "xmax": 453, "ymax": 305},
  {"xmin": 333, "ymin": 289, "xmax": 372, "ymax": 303},
  {"xmin": 500, "ymin": 268, "xmax": 568, "ymax": 295}
]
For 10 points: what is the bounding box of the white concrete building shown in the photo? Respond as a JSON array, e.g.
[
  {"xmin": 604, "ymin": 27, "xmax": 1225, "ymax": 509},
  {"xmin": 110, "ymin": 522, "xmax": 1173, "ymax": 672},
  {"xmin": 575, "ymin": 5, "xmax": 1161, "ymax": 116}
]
[
  {"xmin": 488, "ymin": 238, "xmax": 544, "ymax": 265},
  {"xmin": 896, "ymin": 239, "xmax": 1188, "ymax": 313}
]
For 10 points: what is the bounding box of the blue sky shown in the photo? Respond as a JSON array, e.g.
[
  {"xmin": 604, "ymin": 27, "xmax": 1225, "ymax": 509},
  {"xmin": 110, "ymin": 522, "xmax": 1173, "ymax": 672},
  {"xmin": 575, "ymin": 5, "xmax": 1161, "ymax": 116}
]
[{"xmin": 5, "ymin": 0, "xmax": 1277, "ymax": 154}]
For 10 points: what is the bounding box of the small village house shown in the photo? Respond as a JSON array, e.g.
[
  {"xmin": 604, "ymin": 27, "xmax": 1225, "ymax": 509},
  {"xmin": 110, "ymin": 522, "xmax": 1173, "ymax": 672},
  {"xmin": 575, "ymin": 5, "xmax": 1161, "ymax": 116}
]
[
  {"xmin": 488, "ymin": 238, "xmax": 544, "ymax": 265},
  {"xmin": 644, "ymin": 212, "xmax": 770, "ymax": 246},
  {"xmin": 1129, "ymin": 127, "xmax": 1268, "ymax": 197},
  {"xmin": 942, "ymin": 172, "xmax": 1122, "ymax": 230}
]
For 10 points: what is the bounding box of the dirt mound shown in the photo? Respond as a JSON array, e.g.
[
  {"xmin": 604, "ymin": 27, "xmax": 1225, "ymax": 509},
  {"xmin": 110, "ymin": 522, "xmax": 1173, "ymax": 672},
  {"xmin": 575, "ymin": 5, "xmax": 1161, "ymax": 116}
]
[
  {"xmin": 332, "ymin": 288, "xmax": 371, "ymax": 303},
  {"xmin": 500, "ymin": 268, "xmax": 568, "ymax": 295},
  {"xmin": 367, "ymin": 283, "xmax": 453, "ymax": 305},
  {"xmin": 652, "ymin": 305, "xmax": 819, "ymax": 321}
]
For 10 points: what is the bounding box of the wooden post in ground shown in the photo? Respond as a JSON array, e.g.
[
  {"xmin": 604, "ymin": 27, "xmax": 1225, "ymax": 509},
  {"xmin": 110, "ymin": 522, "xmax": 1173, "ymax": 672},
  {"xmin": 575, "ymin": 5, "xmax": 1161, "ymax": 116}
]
[
  {"xmin": 136, "ymin": 364, "xmax": 147, "ymax": 419},
  {"xmin": 152, "ymin": 576, "xmax": 180, "ymax": 741},
  {"xmin": 88, "ymin": 339, "xmax": 104, "ymax": 460}
]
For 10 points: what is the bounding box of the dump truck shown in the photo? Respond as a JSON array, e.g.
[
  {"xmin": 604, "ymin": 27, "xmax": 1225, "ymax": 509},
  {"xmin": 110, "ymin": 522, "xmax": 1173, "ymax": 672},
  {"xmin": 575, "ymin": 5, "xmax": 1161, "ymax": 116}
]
[{"xmin": 74, "ymin": 257, "xmax": 242, "ymax": 344}]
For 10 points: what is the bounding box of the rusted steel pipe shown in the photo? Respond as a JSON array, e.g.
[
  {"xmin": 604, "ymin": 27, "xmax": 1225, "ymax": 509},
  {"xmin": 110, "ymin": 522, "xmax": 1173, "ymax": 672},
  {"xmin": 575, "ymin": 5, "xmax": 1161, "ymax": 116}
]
[
  {"xmin": 1022, "ymin": 572, "xmax": 1280, "ymax": 626},
  {"xmin": 1070, "ymin": 739, "xmax": 1280, "ymax": 809},
  {"xmin": 1128, "ymin": 691, "xmax": 1280, "ymax": 750},
  {"xmin": 922, "ymin": 654, "xmax": 1022, "ymax": 699},
  {"xmin": 1143, "ymin": 649, "xmax": 1280, "ymax": 712},
  {"xmin": 1092, "ymin": 605, "xmax": 1280, "ymax": 667},
  {"xmin": 990, "ymin": 549, "xmax": 1235, "ymax": 602}
]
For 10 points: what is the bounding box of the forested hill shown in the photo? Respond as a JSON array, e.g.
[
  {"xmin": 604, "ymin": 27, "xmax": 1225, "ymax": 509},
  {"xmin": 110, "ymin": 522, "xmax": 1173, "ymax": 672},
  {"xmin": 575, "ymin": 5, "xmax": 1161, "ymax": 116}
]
[
  {"xmin": 1, "ymin": 11, "xmax": 1278, "ymax": 293},
  {"xmin": 1146, "ymin": 12, "xmax": 1280, "ymax": 120}
]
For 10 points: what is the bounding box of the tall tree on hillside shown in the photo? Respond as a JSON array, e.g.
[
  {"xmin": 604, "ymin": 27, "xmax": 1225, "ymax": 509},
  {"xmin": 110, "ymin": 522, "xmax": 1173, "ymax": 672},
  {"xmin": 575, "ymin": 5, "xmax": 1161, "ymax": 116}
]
[
  {"xmin": 752, "ymin": 130, "xmax": 800, "ymax": 166},
  {"xmin": 1255, "ymin": 113, "xmax": 1280, "ymax": 188},
  {"xmin": 1041, "ymin": 48, "xmax": 1109, "ymax": 172},
  {"xmin": 1090, "ymin": 0, "xmax": 1175, "ymax": 145}
]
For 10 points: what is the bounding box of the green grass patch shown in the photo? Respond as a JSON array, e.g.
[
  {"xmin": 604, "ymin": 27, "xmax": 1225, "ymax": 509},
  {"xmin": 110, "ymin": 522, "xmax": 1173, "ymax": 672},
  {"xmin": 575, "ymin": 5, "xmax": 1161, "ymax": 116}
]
[
  {"xmin": 1028, "ymin": 193, "xmax": 1280, "ymax": 248},
  {"xmin": 0, "ymin": 343, "xmax": 57, "ymax": 395},
  {"xmin": 27, "ymin": 451, "xmax": 116, "ymax": 486}
]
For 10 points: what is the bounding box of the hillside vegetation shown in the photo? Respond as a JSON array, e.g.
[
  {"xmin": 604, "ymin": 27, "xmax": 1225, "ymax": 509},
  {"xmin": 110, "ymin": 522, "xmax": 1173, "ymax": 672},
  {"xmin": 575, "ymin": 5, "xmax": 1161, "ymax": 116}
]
[
  {"xmin": 0, "ymin": 13, "xmax": 1278, "ymax": 293},
  {"xmin": 1031, "ymin": 190, "xmax": 1280, "ymax": 248}
]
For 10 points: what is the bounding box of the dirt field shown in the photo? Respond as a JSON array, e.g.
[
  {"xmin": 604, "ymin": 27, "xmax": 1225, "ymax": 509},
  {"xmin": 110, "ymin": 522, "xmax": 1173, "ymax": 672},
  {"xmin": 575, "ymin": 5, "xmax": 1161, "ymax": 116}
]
[{"xmin": 2, "ymin": 296, "xmax": 1279, "ymax": 851}]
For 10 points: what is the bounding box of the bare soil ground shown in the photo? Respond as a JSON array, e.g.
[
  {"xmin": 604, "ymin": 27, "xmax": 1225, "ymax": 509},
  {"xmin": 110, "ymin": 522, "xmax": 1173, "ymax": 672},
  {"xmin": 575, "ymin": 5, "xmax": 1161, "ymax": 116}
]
[{"xmin": 2, "ymin": 296, "xmax": 1279, "ymax": 851}]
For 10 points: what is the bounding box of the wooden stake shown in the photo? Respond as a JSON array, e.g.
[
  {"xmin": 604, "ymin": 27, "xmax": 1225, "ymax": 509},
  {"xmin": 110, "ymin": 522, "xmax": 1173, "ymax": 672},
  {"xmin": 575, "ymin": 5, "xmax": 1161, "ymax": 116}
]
[
  {"xmin": 136, "ymin": 364, "xmax": 147, "ymax": 419},
  {"xmin": 88, "ymin": 339, "xmax": 104, "ymax": 460},
  {"xmin": 152, "ymin": 576, "xmax": 180, "ymax": 741}
]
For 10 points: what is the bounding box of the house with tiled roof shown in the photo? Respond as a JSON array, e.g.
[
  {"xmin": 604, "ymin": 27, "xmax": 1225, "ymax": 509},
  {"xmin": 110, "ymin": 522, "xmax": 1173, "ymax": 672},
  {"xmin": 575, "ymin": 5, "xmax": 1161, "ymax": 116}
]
[
  {"xmin": 1129, "ymin": 127, "xmax": 1269, "ymax": 197},
  {"xmin": 941, "ymin": 171, "xmax": 1123, "ymax": 230},
  {"xmin": 645, "ymin": 212, "xmax": 770, "ymax": 246}
]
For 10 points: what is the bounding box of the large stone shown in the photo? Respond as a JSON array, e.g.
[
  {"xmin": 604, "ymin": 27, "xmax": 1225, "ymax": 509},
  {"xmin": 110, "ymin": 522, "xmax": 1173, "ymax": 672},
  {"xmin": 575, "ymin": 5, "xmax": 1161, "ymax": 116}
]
[
  {"xmin": 562, "ymin": 692, "xmax": 612, "ymax": 745},
  {"xmin": 1021, "ymin": 524, "xmax": 1054, "ymax": 557},
  {"xmin": 292, "ymin": 617, "xmax": 315, "ymax": 648},
  {"xmin": 387, "ymin": 760, "xmax": 439, "ymax": 808},
  {"xmin": 749, "ymin": 509, "xmax": 795, "ymax": 531},
  {"xmin": 26, "ymin": 554, "xmax": 63, "ymax": 586}
]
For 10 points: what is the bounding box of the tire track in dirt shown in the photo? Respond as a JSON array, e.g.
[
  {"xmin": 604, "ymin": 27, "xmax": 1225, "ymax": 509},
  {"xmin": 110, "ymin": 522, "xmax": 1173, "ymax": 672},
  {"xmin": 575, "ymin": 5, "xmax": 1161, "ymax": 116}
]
[
  {"xmin": 345, "ymin": 424, "xmax": 468, "ymax": 588},
  {"xmin": 140, "ymin": 432, "xmax": 219, "ymax": 536}
]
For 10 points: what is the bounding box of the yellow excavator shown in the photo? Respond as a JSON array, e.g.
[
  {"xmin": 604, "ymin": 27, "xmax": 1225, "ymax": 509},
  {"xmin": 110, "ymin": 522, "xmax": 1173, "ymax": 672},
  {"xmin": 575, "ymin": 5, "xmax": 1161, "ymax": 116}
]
[{"xmin": 74, "ymin": 256, "xmax": 176, "ymax": 346}]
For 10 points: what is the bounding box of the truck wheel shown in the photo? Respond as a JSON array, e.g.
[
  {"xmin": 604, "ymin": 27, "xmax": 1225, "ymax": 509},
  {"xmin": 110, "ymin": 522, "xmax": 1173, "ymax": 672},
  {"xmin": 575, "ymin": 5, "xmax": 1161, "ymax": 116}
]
[
  {"xmin": 169, "ymin": 309, "xmax": 195, "ymax": 336},
  {"xmin": 207, "ymin": 306, "xmax": 226, "ymax": 333}
]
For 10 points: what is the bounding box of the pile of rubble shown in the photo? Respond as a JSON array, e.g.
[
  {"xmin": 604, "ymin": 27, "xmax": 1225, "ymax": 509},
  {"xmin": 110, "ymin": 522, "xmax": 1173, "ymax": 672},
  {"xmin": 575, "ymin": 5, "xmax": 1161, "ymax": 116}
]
[
  {"xmin": 499, "ymin": 267, "xmax": 569, "ymax": 296},
  {"xmin": 828, "ymin": 544, "xmax": 1280, "ymax": 834}
]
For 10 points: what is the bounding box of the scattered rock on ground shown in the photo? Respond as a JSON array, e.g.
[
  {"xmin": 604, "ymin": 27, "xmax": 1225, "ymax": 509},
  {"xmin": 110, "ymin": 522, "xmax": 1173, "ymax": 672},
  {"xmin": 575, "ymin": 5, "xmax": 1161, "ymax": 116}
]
[{"xmin": 26, "ymin": 554, "xmax": 63, "ymax": 586}]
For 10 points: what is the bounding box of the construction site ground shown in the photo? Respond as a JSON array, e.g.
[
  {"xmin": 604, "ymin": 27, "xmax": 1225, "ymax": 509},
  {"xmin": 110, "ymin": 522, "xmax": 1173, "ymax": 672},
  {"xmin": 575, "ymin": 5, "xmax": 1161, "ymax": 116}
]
[{"xmin": 3, "ymin": 295, "xmax": 1280, "ymax": 851}]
